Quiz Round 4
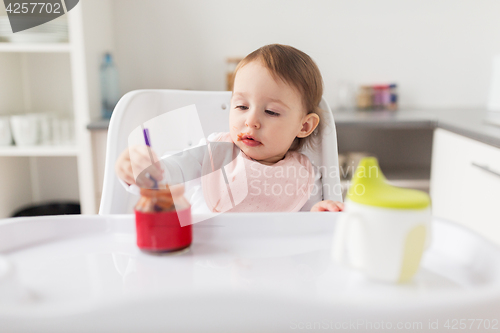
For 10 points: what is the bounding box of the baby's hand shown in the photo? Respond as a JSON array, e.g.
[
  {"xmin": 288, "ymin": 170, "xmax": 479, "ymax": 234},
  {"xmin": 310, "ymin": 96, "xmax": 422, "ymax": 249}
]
[
  {"xmin": 115, "ymin": 145, "xmax": 163, "ymax": 188},
  {"xmin": 310, "ymin": 200, "xmax": 345, "ymax": 212}
]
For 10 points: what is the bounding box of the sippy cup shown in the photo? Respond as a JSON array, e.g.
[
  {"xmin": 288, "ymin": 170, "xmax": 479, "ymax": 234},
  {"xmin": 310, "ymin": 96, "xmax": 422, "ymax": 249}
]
[
  {"xmin": 332, "ymin": 157, "xmax": 432, "ymax": 283},
  {"xmin": 135, "ymin": 184, "xmax": 192, "ymax": 253}
]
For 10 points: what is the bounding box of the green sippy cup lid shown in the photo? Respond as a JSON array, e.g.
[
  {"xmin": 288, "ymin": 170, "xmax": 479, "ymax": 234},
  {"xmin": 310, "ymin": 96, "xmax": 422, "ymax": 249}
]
[{"xmin": 347, "ymin": 157, "xmax": 431, "ymax": 209}]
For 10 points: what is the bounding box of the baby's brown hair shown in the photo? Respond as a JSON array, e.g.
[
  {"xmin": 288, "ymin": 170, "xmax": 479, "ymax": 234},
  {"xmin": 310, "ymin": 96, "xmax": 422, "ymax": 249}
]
[{"xmin": 233, "ymin": 44, "xmax": 327, "ymax": 151}]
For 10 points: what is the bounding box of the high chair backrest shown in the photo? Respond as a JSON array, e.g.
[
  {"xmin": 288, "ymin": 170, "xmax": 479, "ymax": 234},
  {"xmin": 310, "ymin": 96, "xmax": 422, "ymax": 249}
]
[{"xmin": 99, "ymin": 89, "xmax": 341, "ymax": 214}]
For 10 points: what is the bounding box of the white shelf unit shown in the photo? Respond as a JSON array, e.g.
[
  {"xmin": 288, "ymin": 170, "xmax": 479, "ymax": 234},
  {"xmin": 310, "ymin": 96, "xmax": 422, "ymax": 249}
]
[
  {"xmin": 0, "ymin": 43, "xmax": 71, "ymax": 53},
  {"xmin": 0, "ymin": 145, "xmax": 79, "ymax": 157},
  {"xmin": 0, "ymin": 1, "xmax": 114, "ymax": 217}
]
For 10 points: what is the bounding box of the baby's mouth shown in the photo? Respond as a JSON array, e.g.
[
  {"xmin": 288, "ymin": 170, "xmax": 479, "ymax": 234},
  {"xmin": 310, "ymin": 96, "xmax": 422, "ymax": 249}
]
[{"xmin": 237, "ymin": 133, "xmax": 262, "ymax": 147}]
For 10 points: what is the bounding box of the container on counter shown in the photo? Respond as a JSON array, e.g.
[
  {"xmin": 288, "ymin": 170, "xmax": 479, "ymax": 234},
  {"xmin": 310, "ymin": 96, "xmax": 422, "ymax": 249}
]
[
  {"xmin": 381, "ymin": 85, "xmax": 391, "ymax": 108},
  {"xmin": 356, "ymin": 85, "xmax": 372, "ymax": 110},
  {"xmin": 372, "ymin": 85, "xmax": 384, "ymax": 110},
  {"xmin": 226, "ymin": 57, "xmax": 243, "ymax": 91},
  {"xmin": 388, "ymin": 84, "xmax": 398, "ymax": 111},
  {"xmin": 134, "ymin": 185, "xmax": 192, "ymax": 253},
  {"xmin": 356, "ymin": 83, "xmax": 398, "ymax": 111}
]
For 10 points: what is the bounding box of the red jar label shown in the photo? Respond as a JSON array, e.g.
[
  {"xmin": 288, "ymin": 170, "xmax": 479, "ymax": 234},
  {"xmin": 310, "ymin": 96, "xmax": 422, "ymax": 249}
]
[{"xmin": 135, "ymin": 207, "xmax": 192, "ymax": 252}]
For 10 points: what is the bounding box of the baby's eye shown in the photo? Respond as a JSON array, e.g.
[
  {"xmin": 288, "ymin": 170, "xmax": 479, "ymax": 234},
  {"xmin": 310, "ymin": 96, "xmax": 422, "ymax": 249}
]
[
  {"xmin": 265, "ymin": 110, "xmax": 280, "ymax": 116},
  {"xmin": 236, "ymin": 105, "xmax": 248, "ymax": 110}
]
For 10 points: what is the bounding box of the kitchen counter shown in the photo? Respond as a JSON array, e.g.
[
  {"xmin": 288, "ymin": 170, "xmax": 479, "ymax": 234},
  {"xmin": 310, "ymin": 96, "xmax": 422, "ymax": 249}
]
[
  {"xmin": 87, "ymin": 108, "xmax": 500, "ymax": 148},
  {"xmin": 87, "ymin": 119, "xmax": 112, "ymax": 131},
  {"xmin": 334, "ymin": 108, "xmax": 500, "ymax": 149}
]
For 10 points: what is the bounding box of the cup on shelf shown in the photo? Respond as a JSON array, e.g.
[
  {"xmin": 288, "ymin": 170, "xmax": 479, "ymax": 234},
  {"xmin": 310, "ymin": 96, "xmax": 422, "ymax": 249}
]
[
  {"xmin": 0, "ymin": 116, "xmax": 12, "ymax": 146},
  {"xmin": 37, "ymin": 113, "xmax": 52, "ymax": 145},
  {"xmin": 60, "ymin": 118, "xmax": 73, "ymax": 145},
  {"xmin": 51, "ymin": 117, "xmax": 61, "ymax": 145},
  {"xmin": 50, "ymin": 116, "xmax": 74, "ymax": 146},
  {"xmin": 0, "ymin": 16, "xmax": 68, "ymax": 43},
  {"xmin": 10, "ymin": 114, "xmax": 39, "ymax": 146}
]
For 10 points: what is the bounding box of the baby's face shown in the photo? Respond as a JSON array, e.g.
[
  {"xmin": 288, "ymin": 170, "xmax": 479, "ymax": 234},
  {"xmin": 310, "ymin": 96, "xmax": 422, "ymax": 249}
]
[{"xmin": 229, "ymin": 61, "xmax": 306, "ymax": 165}]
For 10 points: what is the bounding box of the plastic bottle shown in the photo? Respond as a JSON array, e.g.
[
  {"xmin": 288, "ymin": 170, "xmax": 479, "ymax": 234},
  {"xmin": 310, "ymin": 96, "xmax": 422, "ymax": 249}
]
[{"xmin": 100, "ymin": 53, "xmax": 120, "ymax": 119}]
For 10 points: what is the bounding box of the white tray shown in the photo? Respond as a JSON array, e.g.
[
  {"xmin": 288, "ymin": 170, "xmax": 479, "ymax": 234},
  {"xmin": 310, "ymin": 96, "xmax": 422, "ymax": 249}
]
[{"xmin": 1, "ymin": 213, "xmax": 500, "ymax": 332}]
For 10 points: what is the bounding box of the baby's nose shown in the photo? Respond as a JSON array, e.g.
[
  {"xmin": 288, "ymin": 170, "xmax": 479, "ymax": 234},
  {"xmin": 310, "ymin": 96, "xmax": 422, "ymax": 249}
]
[{"xmin": 245, "ymin": 110, "xmax": 261, "ymax": 129}]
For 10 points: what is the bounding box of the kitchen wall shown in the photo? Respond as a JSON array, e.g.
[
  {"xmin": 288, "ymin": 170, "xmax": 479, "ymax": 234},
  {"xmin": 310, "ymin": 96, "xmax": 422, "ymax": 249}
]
[{"xmin": 110, "ymin": 0, "xmax": 500, "ymax": 112}]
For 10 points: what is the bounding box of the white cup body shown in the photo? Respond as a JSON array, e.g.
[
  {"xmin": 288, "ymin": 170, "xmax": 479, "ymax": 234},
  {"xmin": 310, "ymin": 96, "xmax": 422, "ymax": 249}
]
[
  {"xmin": 332, "ymin": 199, "xmax": 432, "ymax": 283},
  {"xmin": 10, "ymin": 115, "xmax": 39, "ymax": 146},
  {"xmin": 51, "ymin": 117, "xmax": 61, "ymax": 145},
  {"xmin": 60, "ymin": 119, "xmax": 73, "ymax": 145},
  {"xmin": 37, "ymin": 114, "xmax": 52, "ymax": 145},
  {"xmin": 0, "ymin": 116, "xmax": 12, "ymax": 146}
]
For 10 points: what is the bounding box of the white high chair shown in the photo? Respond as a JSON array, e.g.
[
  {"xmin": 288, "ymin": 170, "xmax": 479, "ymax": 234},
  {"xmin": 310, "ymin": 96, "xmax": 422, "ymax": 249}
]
[{"xmin": 99, "ymin": 89, "xmax": 342, "ymax": 215}]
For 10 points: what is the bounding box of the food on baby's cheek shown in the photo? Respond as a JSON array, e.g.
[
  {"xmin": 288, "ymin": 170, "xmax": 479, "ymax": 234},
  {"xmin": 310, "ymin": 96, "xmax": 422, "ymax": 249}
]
[{"xmin": 237, "ymin": 133, "xmax": 254, "ymax": 141}]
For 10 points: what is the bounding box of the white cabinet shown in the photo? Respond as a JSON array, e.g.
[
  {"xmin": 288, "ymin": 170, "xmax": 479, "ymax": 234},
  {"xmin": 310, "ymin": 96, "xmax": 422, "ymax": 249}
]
[
  {"xmin": 431, "ymin": 128, "xmax": 500, "ymax": 245},
  {"xmin": 0, "ymin": 0, "xmax": 114, "ymax": 217}
]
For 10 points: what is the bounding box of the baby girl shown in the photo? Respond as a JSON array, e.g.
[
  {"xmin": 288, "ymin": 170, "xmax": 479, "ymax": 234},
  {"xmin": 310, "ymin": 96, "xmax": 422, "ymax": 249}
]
[{"xmin": 115, "ymin": 44, "xmax": 344, "ymax": 213}]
